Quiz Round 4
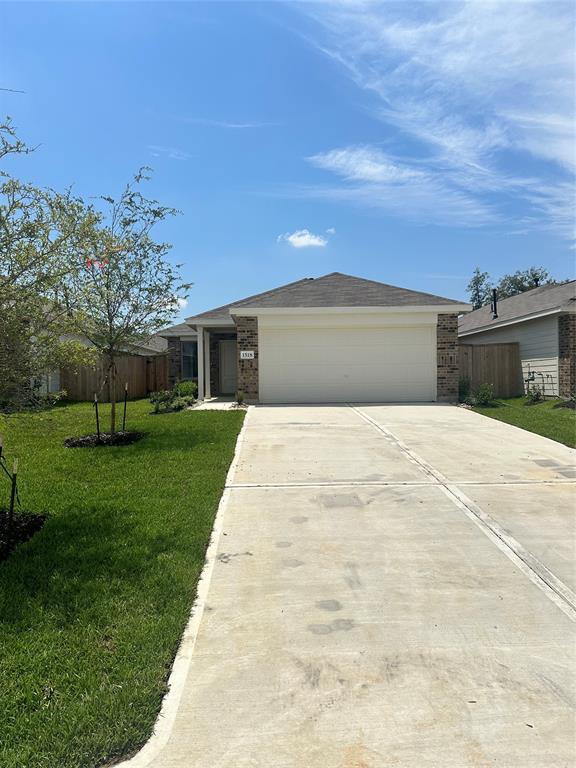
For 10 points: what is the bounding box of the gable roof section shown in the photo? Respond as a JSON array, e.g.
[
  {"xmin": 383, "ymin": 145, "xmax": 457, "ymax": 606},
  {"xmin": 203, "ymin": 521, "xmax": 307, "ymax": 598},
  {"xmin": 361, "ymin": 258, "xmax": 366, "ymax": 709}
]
[
  {"xmin": 157, "ymin": 321, "xmax": 198, "ymax": 338},
  {"xmin": 459, "ymin": 280, "xmax": 576, "ymax": 336},
  {"xmin": 187, "ymin": 272, "xmax": 466, "ymax": 324}
]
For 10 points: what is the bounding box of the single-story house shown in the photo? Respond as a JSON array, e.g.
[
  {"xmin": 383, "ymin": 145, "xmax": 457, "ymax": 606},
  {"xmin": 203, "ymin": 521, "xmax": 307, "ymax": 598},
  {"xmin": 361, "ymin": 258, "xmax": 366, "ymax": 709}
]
[
  {"xmin": 458, "ymin": 280, "xmax": 576, "ymax": 398},
  {"xmin": 163, "ymin": 272, "xmax": 470, "ymax": 404}
]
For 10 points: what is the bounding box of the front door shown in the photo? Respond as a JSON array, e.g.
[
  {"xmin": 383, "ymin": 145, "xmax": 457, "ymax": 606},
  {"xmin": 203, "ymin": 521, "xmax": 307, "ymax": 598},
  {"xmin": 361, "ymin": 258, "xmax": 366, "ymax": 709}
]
[{"xmin": 219, "ymin": 340, "xmax": 238, "ymax": 394}]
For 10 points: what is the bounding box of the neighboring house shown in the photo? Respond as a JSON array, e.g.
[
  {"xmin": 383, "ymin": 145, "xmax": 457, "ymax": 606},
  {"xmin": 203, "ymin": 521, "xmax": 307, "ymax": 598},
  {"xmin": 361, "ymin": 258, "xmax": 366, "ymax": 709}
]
[
  {"xmin": 458, "ymin": 281, "xmax": 576, "ymax": 398},
  {"xmin": 167, "ymin": 272, "xmax": 470, "ymax": 404}
]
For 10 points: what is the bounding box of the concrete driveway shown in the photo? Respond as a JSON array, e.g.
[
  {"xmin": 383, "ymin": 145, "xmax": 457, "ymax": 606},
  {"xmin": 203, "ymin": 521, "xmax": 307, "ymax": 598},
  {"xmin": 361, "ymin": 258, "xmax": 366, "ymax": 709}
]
[{"xmin": 127, "ymin": 404, "xmax": 575, "ymax": 768}]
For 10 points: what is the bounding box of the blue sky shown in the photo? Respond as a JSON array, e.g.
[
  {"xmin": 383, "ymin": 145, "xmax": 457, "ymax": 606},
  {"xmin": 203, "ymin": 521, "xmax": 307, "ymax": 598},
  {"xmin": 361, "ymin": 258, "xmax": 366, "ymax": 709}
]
[{"xmin": 1, "ymin": 1, "xmax": 574, "ymax": 321}]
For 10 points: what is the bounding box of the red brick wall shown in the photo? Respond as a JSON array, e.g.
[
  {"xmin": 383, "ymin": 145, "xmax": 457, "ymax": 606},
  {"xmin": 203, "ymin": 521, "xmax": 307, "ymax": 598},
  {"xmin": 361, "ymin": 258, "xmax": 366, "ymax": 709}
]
[
  {"xmin": 166, "ymin": 339, "xmax": 182, "ymax": 388},
  {"xmin": 558, "ymin": 314, "xmax": 576, "ymax": 398},
  {"xmin": 437, "ymin": 314, "xmax": 459, "ymax": 401},
  {"xmin": 236, "ymin": 316, "xmax": 259, "ymax": 401}
]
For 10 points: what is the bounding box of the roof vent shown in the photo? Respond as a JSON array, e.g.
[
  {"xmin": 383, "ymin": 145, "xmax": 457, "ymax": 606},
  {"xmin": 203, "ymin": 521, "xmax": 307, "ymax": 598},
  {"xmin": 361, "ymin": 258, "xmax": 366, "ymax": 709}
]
[{"xmin": 490, "ymin": 288, "xmax": 498, "ymax": 319}]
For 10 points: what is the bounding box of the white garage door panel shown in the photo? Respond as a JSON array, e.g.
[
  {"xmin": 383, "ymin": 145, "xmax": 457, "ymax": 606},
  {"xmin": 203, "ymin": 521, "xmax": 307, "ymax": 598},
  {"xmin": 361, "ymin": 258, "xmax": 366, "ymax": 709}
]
[{"xmin": 259, "ymin": 325, "xmax": 436, "ymax": 403}]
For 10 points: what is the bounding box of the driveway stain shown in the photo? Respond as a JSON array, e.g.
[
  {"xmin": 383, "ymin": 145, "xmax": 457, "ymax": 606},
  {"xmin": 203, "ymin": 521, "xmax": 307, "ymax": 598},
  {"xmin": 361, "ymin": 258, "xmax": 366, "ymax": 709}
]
[
  {"xmin": 282, "ymin": 558, "xmax": 305, "ymax": 568},
  {"xmin": 275, "ymin": 541, "xmax": 293, "ymax": 548},
  {"xmin": 316, "ymin": 599, "xmax": 343, "ymax": 612},
  {"xmin": 308, "ymin": 618, "xmax": 355, "ymax": 634},
  {"xmin": 290, "ymin": 516, "xmax": 309, "ymax": 524},
  {"xmin": 344, "ymin": 562, "xmax": 362, "ymax": 590},
  {"xmin": 318, "ymin": 493, "xmax": 364, "ymax": 508},
  {"xmin": 217, "ymin": 552, "xmax": 253, "ymax": 564}
]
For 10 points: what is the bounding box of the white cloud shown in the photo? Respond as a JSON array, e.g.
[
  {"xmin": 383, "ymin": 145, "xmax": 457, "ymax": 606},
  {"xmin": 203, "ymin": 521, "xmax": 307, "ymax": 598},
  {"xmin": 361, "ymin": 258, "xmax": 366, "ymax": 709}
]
[
  {"xmin": 310, "ymin": 146, "xmax": 423, "ymax": 183},
  {"xmin": 299, "ymin": 0, "xmax": 575, "ymax": 238},
  {"xmin": 277, "ymin": 229, "xmax": 330, "ymax": 248},
  {"xmin": 148, "ymin": 145, "xmax": 192, "ymax": 161},
  {"xmin": 175, "ymin": 297, "xmax": 188, "ymax": 311}
]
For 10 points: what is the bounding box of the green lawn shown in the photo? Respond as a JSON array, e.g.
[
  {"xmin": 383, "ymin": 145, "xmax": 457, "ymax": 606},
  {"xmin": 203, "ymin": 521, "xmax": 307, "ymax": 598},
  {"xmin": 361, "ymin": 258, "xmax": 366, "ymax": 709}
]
[
  {"xmin": 0, "ymin": 400, "xmax": 244, "ymax": 768},
  {"xmin": 473, "ymin": 397, "xmax": 576, "ymax": 448}
]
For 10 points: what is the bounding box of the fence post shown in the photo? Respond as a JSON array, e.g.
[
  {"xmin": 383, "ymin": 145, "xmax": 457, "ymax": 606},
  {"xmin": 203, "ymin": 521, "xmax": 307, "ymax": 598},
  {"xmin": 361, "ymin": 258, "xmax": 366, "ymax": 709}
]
[
  {"xmin": 122, "ymin": 382, "xmax": 128, "ymax": 432},
  {"xmin": 8, "ymin": 458, "xmax": 18, "ymax": 542},
  {"xmin": 94, "ymin": 393, "xmax": 101, "ymax": 439}
]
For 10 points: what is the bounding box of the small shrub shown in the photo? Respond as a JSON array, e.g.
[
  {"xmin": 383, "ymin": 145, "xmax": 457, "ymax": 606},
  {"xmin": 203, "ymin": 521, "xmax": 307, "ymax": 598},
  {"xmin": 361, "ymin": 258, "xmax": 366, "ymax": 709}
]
[
  {"xmin": 525, "ymin": 385, "xmax": 544, "ymax": 405},
  {"xmin": 170, "ymin": 396, "xmax": 195, "ymax": 411},
  {"xmin": 236, "ymin": 390, "xmax": 245, "ymax": 405},
  {"xmin": 458, "ymin": 377, "xmax": 471, "ymax": 403},
  {"xmin": 150, "ymin": 390, "xmax": 174, "ymax": 413},
  {"xmin": 43, "ymin": 389, "xmax": 68, "ymax": 406},
  {"xmin": 174, "ymin": 379, "xmax": 198, "ymax": 399},
  {"xmin": 473, "ymin": 382, "xmax": 495, "ymax": 407}
]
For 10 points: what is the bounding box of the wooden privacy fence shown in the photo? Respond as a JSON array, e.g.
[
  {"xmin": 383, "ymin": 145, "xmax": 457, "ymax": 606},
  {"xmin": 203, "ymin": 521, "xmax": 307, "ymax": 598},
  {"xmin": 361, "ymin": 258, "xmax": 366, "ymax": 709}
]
[
  {"xmin": 61, "ymin": 354, "xmax": 169, "ymax": 402},
  {"xmin": 459, "ymin": 342, "xmax": 523, "ymax": 398}
]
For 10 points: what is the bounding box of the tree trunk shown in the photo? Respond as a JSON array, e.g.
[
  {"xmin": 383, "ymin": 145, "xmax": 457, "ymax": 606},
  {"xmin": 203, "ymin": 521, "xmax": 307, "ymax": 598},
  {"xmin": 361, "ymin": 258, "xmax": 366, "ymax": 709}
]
[{"xmin": 108, "ymin": 356, "xmax": 116, "ymax": 434}]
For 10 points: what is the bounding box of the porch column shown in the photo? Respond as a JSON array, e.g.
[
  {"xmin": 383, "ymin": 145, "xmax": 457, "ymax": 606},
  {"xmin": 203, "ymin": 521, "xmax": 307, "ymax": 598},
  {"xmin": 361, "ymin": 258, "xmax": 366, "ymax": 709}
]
[
  {"xmin": 197, "ymin": 328, "xmax": 205, "ymax": 400},
  {"xmin": 204, "ymin": 329, "xmax": 211, "ymax": 399}
]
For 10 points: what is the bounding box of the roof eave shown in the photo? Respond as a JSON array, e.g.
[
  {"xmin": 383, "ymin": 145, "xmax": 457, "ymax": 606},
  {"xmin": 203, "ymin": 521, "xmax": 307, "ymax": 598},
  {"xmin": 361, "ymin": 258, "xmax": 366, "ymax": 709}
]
[
  {"xmin": 458, "ymin": 305, "xmax": 567, "ymax": 336},
  {"xmin": 231, "ymin": 304, "xmax": 471, "ymax": 316}
]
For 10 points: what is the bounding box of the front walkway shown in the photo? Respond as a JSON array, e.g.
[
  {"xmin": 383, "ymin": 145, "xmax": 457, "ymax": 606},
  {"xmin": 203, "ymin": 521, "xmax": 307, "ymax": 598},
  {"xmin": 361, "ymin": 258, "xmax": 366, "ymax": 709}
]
[{"xmin": 124, "ymin": 404, "xmax": 575, "ymax": 768}]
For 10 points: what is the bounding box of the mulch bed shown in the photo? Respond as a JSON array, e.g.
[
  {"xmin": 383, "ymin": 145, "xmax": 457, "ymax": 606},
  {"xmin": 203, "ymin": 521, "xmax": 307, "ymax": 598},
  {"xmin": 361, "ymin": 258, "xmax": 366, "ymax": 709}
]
[
  {"xmin": 64, "ymin": 431, "xmax": 145, "ymax": 448},
  {"xmin": 0, "ymin": 509, "xmax": 47, "ymax": 562},
  {"xmin": 553, "ymin": 400, "xmax": 576, "ymax": 410}
]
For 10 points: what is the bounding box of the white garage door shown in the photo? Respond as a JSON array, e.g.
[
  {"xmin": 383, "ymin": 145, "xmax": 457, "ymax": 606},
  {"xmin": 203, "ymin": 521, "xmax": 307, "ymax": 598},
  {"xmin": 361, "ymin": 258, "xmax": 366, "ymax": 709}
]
[{"xmin": 259, "ymin": 323, "xmax": 437, "ymax": 403}]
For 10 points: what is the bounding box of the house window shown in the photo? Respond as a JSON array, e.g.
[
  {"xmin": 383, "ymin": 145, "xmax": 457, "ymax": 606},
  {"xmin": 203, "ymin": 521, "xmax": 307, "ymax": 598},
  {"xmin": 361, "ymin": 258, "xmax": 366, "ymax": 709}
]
[{"xmin": 181, "ymin": 341, "xmax": 198, "ymax": 379}]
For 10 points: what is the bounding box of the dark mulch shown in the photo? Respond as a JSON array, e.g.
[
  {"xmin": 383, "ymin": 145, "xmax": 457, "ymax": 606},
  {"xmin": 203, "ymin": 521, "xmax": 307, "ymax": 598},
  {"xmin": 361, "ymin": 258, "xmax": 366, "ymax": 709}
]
[
  {"xmin": 553, "ymin": 400, "xmax": 576, "ymax": 410},
  {"xmin": 0, "ymin": 509, "xmax": 46, "ymax": 561},
  {"xmin": 64, "ymin": 431, "xmax": 145, "ymax": 448}
]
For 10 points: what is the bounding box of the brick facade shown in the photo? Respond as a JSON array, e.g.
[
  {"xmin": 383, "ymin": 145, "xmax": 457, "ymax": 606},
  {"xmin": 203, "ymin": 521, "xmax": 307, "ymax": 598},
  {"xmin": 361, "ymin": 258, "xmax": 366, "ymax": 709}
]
[
  {"xmin": 558, "ymin": 314, "xmax": 576, "ymax": 399},
  {"xmin": 437, "ymin": 313, "xmax": 459, "ymax": 402},
  {"xmin": 166, "ymin": 339, "xmax": 182, "ymax": 388},
  {"xmin": 209, "ymin": 337, "xmax": 219, "ymax": 395},
  {"xmin": 235, "ymin": 316, "xmax": 259, "ymax": 402}
]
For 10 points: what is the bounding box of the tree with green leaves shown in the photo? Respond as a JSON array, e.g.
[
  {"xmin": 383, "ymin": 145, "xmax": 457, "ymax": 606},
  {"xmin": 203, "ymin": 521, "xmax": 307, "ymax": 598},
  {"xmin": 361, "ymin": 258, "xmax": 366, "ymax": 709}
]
[
  {"xmin": 66, "ymin": 170, "xmax": 191, "ymax": 433},
  {"xmin": 466, "ymin": 267, "xmax": 492, "ymax": 310},
  {"xmin": 0, "ymin": 117, "xmax": 95, "ymax": 409},
  {"xmin": 496, "ymin": 267, "xmax": 553, "ymax": 299}
]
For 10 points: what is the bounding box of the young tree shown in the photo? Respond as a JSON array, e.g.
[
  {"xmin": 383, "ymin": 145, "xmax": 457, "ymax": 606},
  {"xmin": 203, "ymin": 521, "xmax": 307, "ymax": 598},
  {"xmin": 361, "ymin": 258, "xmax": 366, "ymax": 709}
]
[
  {"xmin": 496, "ymin": 267, "xmax": 553, "ymax": 299},
  {"xmin": 67, "ymin": 170, "xmax": 191, "ymax": 433},
  {"xmin": 0, "ymin": 118, "xmax": 95, "ymax": 408},
  {"xmin": 466, "ymin": 267, "xmax": 492, "ymax": 310}
]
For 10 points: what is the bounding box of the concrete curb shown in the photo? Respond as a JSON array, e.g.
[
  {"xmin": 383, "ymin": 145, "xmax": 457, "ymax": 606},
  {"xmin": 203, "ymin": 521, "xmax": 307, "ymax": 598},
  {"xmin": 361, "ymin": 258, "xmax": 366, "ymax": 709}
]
[{"xmin": 114, "ymin": 407, "xmax": 252, "ymax": 768}]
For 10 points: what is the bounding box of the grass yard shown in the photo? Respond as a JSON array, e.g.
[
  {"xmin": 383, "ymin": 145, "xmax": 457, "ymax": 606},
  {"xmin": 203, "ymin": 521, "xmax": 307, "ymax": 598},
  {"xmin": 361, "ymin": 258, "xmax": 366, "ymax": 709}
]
[
  {"xmin": 0, "ymin": 400, "xmax": 244, "ymax": 768},
  {"xmin": 473, "ymin": 396, "xmax": 576, "ymax": 448}
]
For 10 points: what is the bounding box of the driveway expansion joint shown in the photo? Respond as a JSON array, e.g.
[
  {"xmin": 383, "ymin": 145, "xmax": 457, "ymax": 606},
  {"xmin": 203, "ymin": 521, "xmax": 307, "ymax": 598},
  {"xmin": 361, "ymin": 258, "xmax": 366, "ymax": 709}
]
[{"xmin": 349, "ymin": 404, "xmax": 576, "ymax": 621}]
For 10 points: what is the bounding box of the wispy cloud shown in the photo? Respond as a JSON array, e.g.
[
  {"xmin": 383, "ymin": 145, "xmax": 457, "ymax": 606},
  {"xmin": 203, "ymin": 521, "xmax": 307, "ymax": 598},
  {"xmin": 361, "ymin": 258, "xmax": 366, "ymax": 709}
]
[
  {"xmin": 148, "ymin": 145, "xmax": 192, "ymax": 161},
  {"xmin": 307, "ymin": 145, "xmax": 498, "ymax": 227},
  {"xmin": 175, "ymin": 117, "xmax": 277, "ymax": 129},
  {"xmin": 300, "ymin": 0, "xmax": 575, "ymax": 239},
  {"xmin": 277, "ymin": 228, "xmax": 333, "ymax": 248}
]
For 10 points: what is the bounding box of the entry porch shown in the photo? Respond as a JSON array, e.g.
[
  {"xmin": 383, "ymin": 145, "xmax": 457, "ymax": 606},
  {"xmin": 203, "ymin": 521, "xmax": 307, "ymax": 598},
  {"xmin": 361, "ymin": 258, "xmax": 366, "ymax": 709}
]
[{"xmin": 197, "ymin": 327, "xmax": 238, "ymax": 400}]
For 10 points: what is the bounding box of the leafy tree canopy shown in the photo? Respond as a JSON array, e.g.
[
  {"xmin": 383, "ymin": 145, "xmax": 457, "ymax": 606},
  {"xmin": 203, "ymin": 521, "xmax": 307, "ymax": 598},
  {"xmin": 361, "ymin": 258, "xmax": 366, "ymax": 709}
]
[
  {"xmin": 496, "ymin": 267, "xmax": 553, "ymax": 299},
  {"xmin": 467, "ymin": 265, "xmax": 557, "ymax": 309},
  {"xmin": 66, "ymin": 169, "xmax": 191, "ymax": 432},
  {"xmin": 0, "ymin": 118, "xmax": 96, "ymax": 409}
]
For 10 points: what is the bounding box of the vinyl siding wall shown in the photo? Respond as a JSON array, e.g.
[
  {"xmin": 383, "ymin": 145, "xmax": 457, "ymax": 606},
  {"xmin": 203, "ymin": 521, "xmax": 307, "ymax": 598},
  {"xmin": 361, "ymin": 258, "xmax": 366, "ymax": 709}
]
[{"xmin": 461, "ymin": 315, "xmax": 559, "ymax": 396}]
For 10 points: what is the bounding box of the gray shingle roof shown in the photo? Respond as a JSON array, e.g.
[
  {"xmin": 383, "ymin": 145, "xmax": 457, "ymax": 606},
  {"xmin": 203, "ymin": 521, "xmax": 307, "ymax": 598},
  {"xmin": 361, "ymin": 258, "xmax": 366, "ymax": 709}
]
[
  {"xmin": 459, "ymin": 280, "xmax": 576, "ymax": 335},
  {"xmin": 157, "ymin": 321, "xmax": 198, "ymax": 338},
  {"xmin": 187, "ymin": 272, "xmax": 466, "ymax": 324}
]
